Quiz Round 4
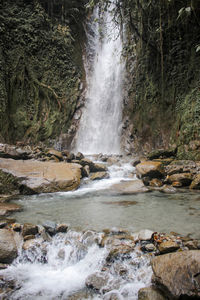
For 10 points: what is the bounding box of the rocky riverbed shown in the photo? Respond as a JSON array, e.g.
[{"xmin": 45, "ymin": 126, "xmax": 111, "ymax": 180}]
[
  {"xmin": 0, "ymin": 222, "xmax": 199, "ymax": 299},
  {"xmin": 0, "ymin": 143, "xmax": 200, "ymax": 299}
]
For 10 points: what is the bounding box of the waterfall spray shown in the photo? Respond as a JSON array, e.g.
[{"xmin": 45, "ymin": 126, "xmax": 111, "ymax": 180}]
[{"xmin": 75, "ymin": 1, "xmax": 124, "ymax": 154}]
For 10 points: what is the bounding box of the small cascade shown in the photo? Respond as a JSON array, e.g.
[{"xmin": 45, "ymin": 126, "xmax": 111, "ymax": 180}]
[
  {"xmin": 0, "ymin": 230, "xmax": 152, "ymax": 300},
  {"xmin": 75, "ymin": 0, "xmax": 125, "ymax": 155}
]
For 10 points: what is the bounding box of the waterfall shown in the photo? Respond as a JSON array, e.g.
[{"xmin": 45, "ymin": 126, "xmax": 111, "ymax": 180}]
[{"xmin": 75, "ymin": 1, "xmax": 124, "ymax": 155}]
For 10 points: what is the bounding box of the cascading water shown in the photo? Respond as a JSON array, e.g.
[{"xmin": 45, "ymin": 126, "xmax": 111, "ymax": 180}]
[
  {"xmin": 75, "ymin": 0, "xmax": 124, "ymax": 154},
  {"xmin": 0, "ymin": 230, "xmax": 152, "ymax": 300}
]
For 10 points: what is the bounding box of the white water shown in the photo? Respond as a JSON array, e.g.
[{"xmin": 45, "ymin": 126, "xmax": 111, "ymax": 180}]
[
  {"xmin": 75, "ymin": 1, "xmax": 124, "ymax": 154},
  {"xmin": 0, "ymin": 231, "xmax": 152, "ymax": 299}
]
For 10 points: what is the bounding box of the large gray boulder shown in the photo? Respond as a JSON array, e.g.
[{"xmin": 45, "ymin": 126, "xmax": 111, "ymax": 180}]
[
  {"xmin": 0, "ymin": 229, "xmax": 18, "ymax": 263},
  {"xmin": 136, "ymin": 161, "xmax": 165, "ymax": 179},
  {"xmin": 151, "ymin": 250, "xmax": 200, "ymax": 299},
  {"xmin": 110, "ymin": 180, "xmax": 148, "ymax": 195},
  {"xmin": 0, "ymin": 158, "xmax": 81, "ymax": 194}
]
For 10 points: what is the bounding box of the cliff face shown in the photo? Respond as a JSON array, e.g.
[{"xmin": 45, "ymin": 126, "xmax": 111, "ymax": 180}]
[
  {"xmin": 123, "ymin": 0, "xmax": 200, "ymax": 159},
  {"xmin": 0, "ymin": 0, "xmax": 86, "ymax": 145}
]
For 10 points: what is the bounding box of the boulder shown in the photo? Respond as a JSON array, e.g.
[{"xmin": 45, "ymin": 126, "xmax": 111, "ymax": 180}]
[
  {"xmin": 138, "ymin": 287, "xmax": 166, "ymax": 300},
  {"xmin": 90, "ymin": 172, "xmax": 109, "ymax": 180},
  {"xmin": 81, "ymin": 165, "xmax": 90, "ymax": 178},
  {"xmin": 56, "ymin": 223, "xmax": 69, "ymax": 233},
  {"xmin": 190, "ymin": 174, "xmax": 200, "ymax": 189},
  {"xmin": 136, "ymin": 162, "xmax": 165, "ymax": 179},
  {"xmin": 75, "ymin": 152, "xmax": 84, "ymax": 160},
  {"xmin": 22, "ymin": 223, "xmax": 38, "ymax": 237},
  {"xmin": 110, "ymin": 180, "xmax": 149, "ymax": 195},
  {"xmin": 0, "ymin": 144, "xmax": 31, "ymax": 160},
  {"xmin": 167, "ymin": 173, "xmax": 193, "ymax": 186},
  {"xmin": 0, "ymin": 158, "xmax": 81, "ymax": 194},
  {"xmin": 86, "ymin": 272, "xmax": 109, "ymax": 291},
  {"xmin": 43, "ymin": 220, "xmax": 57, "ymax": 235},
  {"xmin": 160, "ymin": 185, "xmax": 176, "ymax": 194},
  {"xmin": 149, "ymin": 179, "xmax": 163, "ymax": 187},
  {"xmin": 79, "ymin": 158, "xmax": 95, "ymax": 169},
  {"xmin": 0, "ymin": 203, "xmax": 21, "ymax": 216},
  {"xmin": 147, "ymin": 148, "xmax": 176, "ymax": 160},
  {"xmin": 151, "ymin": 250, "xmax": 200, "ymax": 299},
  {"xmin": 158, "ymin": 241, "xmax": 180, "ymax": 254},
  {"xmin": 138, "ymin": 229, "xmax": 154, "ymax": 241},
  {"xmin": 131, "ymin": 157, "xmax": 141, "ymax": 167},
  {"xmin": 0, "ymin": 229, "xmax": 18, "ymax": 263},
  {"xmin": 92, "ymin": 163, "xmax": 108, "ymax": 172},
  {"xmin": 47, "ymin": 149, "xmax": 63, "ymax": 160}
]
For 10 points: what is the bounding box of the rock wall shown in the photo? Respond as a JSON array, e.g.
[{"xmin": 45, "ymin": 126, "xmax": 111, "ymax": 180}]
[
  {"xmin": 0, "ymin": 0, "xmax": 86, "ymax": 145},
  {"xmin": 123, "ymin": 0, "xmax": 200, "ymax": 159}
]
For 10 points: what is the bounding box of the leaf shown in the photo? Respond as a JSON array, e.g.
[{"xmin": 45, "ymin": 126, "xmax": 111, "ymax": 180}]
[
  {"xmin": 185, "ymin": 7, "xmax": 191, "ymax": 13},
  {"xmin": 196, "ymin": 45, "xmax": 200, "ymax": 52},
  {"xmin": 177, "ymin": 7, "xmax": 185, "ymax": 20}
]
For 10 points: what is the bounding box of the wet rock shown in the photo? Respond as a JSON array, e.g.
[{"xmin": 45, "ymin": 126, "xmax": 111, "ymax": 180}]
[
  {"xmin": 24, "ymin": 234, "xmax": 36, "ymax": 241},
  {"xmin": 68, "ymin": 289, "xmax": 93, "ymax": 300},
  {"xmin": 0, "ymin": 229, "xmax": 17, "ymax": 263},
  {"xmin": 63, "ymin": 151, "xmax": 75, "ymax": 162},
  {"xmin": 190, "ymin": 174, "xmax": 200, "ymax": 189},
  {"xmin": 86, "ymin": 272, "xmax": 109, "ymax": 291},
  {"xmin": 144, "ymin": 243, "xmax": 156, "ymax": 252},
  {"xmin": 158, "ymin": 240, "xmax": 180, "ymax": 254},
  {"xmin": 0, "ymin": 158, "xmax": 81, "ymax": 194},
  {"xmin": 151, "ymin": 250, "xmax": 200, "ymax": 299},
  {"xmin": 138, "ymin": 286, "xmax": 166, "ymax": 300},
  {"xmin": 0, "ymin": 263, "xmax": 8, "ymax": 269},
  {"xmin": 106, "ymin": 245, "xmax": 134, "ymax": 262},
  {"xmin": 149, "ymin": 178, "xmax": 163, "ymax": 187},
  {"xmin": 103, "ymin": 291, "xmax": 121, "ymax": 300},
  {"xmin": 12, "ymin": 223, "xmax": 21, "ymax": 232},
  {"xmin": 138, "ymin": 230, "xmax": 154, "ymax": 241},
  {"xmin": 159, "ymin": 185, "xmax": 176, "ymax": 194},
  {"xmin": 79, "ymin": 158, "xmax": 95, "ymax": 169},
  {"xmin": 0, "ymin": 221, "xmax": 7, "ymax": 229},
  {"xmin": 56, "ymin": 223, "xmax": 69, "ymax": 233},
  {"xmin": 81, "ymin": 165, "xmax": 90, "ymax": 178},
  {"xmin": 57, "ymin": 249, "xmax": 65, "ymax": 260},
  {"xmin": 75, "ymin": 152, "xmax": 84, "ymax": 160},
  {"xmin": 147, "ymin": 148, "xmax": 176, "ymax": 160},
  {"xmin": 136, "ymin": 161, "xmax": 165, "ymax": 179},
  {"xmin": 43, "ymin": 220, "xmax": 57, "ymax": 235},
  {"xmin": 110, "ymin": 180, "xmax": 149, "ymax": 195},
  {"xmin": 22, "ymin": 223, "xmax": 38, "ymax": 237},
  {"xmin": 184, "ymin": 240, "xmax": 199, "ymax": 250},
  {"xmin": 0, "ymin": 203, "xmax": 21, "ymax": 216},
  {"xmin": 90, "ymin": 172, "xmax": 109, "ymax": 180},
  {"xmin": 22, "ymin": 238, "xmax": 43, "ymax": 251},
  {"xmin": 0, "ymin": 144, "xmax": 30, "ymax": 160},
  {"xmin": 47, "ymin": 149, "xmax": 63, "ymax": 160},
  {"xmin": 37, "ymin": 225, "xmax": 52, "ymax": 242},
  {"xmin": 92, "ymin": 163, "xmax": 108, "ymax": 172},
  {"xmin": 167, "ymin": 173, "xmax": 193, "ymax": 186},
  {"xmin": 172, "ymin": 181, "xmax": 182, "ymax": 187},
  {"xmin": 131, "ymin": 157, "xmax": 141, "ymax": 167},
  {"xmin": 107, "ymin": 157, "xmax": 120, "ymax": 165}
]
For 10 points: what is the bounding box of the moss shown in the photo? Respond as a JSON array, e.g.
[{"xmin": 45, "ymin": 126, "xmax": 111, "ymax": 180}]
[
  {"xmin": 124, "ymin": 0, "xmax": 200, "ymax": 157},
  {"xmin": 0, "ymin": 0, "xmax": 86, "ymax": 145},
  {"xmin": 0, "ymin": 170, "xmax": 19, "ymax": 194}
]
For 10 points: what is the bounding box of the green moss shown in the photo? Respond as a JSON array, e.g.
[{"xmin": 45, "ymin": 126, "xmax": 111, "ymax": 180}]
[
  {"xmin": 0, "ymin": 170, "xmax": 19, "ymax": 194},
  {"xmin": 0, "ymin": 0, "xmax": 86, "ymax": 145}
]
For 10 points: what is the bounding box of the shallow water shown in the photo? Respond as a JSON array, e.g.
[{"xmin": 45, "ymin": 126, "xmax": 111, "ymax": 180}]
[{"xmin": 11, "ymin": 185, "xmax": 200, "ymax": 239}]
